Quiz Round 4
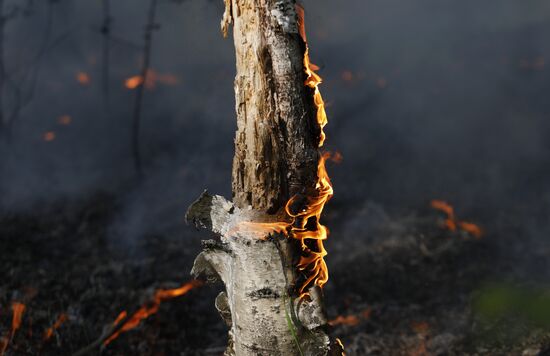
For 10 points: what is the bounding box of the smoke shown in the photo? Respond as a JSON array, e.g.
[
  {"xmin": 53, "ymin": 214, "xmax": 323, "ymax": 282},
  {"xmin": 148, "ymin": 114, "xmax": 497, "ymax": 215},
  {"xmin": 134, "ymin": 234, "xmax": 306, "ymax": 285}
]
[{"xmin": 1, "ymin": 0, "xmax": 550, "ymax": 248}]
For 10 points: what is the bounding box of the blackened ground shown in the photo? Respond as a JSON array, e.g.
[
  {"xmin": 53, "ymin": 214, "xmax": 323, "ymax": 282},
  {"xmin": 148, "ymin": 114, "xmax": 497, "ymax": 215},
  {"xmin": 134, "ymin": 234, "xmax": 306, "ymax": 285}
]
[{"xmin": 1, "ymin": 195, "xmax": 549, "ymax": 355}]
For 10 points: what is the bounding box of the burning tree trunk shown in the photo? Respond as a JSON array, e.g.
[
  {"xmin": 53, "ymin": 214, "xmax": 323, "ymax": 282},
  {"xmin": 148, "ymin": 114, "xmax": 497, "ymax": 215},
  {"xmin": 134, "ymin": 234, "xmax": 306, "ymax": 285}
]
[{"xmin": 187, "ymin": 0, "xmax": 341, "ymax": 354}]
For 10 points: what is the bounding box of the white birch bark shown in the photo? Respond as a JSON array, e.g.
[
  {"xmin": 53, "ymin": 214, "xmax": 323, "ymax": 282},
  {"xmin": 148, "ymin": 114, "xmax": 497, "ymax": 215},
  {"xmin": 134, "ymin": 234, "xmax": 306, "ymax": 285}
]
[{"xmin": 188, "ymin": 0, "xmax": 343, "ymax": 354}]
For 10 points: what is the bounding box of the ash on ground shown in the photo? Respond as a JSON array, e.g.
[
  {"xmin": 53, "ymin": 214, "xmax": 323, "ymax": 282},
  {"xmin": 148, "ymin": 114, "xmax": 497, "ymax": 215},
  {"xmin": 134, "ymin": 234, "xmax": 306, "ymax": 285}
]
[{"xmin": 1, "ymin": 196, "xmax": 549, "ymax": 355}]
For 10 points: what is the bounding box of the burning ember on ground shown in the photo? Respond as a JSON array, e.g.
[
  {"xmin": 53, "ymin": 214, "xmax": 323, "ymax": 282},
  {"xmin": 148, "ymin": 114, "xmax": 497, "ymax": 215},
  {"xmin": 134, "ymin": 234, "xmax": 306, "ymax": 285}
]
[
  {"xmin": 329, "ymin": 308, "xmax": 372, "ymax": 327},
  {"xmin": 124, "ymin": 69, "xmax": 179, "ymax": 90},
  {"xmin": 43, "ymin": 313, "xmax": 68, "ymax": 342},
  {"xmin": 57, "ymin": 115, "xmax": 72, "ymax": 125},
  {"xmin": 0, "ymin": 302, "xmax": 26, "ymax": 356},
  {"xmin": 43, "ymin": 131, "xmax": 56, "ymax": 142},
  {"xmin": 430, "ymin": 200, "xmax": 483, "ymax": 238},
  {"xmin": 76, "ymin": 71, "xmax": 90, "ymax": 85},
  {"xmin": 410, "ymin": 321, "xmax": 430, "ymax": 356},
  {"xmin": 103, "ymin": 280, "xmax": 202, "ymax": 346}
]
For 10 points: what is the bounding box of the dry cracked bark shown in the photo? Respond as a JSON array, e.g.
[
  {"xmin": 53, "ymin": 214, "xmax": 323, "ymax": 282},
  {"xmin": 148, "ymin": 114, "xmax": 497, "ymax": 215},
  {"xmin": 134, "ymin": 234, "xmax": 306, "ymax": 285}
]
[{"xmin": 187, "ymin": 0, "xmax": 341, "ymax": 355}]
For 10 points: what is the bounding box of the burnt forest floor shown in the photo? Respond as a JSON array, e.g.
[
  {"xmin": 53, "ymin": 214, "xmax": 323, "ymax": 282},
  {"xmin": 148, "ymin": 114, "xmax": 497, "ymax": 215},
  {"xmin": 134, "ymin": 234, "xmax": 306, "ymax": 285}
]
[{"xmin": 1, "ymin": 194, "xmax": 550, "ymax": 355}]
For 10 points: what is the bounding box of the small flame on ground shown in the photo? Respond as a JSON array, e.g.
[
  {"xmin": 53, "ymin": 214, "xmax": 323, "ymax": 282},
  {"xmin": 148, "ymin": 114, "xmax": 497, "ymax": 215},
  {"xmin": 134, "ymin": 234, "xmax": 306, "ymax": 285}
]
[
  {"xmin": 430, "ymin": 200, "xmax": 483, "ymax": 239},
  {"xmin": 43, "ymin": 131, "xmax": 56, "ymax": 142},
  {"xmin": 103, "ymin": 280, "xmax": 202, "ymax": 346},
  {"xmin": 76, "ymin": 72, "xmax": 90, "ymax": 85},
  {"xmin": 0, "ymin": 302, "xmax": 26, "ymax": 356},
  {"xmin": 125, "ymin": 75, "xmax": 143, "ymax": 90},
  {"xmin": 329, "ymin": 314, "xmax": 359, "ymax": 327},
  {"xmin": 329, "ymin": 307, "xmax": 372, "ymax": 326},
  {"xmin": 57, "ymin": 115, "xmax": 72, "ymax": 125},
  {"xmin": 125, "ymin": 69, "xmax": 179, "ymax": 90},
  {"xmin": 11, "ymin": 303, "xmax": 26, "ymax": 336},
  {"xmin": 43, "ymin": 313, "xmax": 68, "ymax": 341},
  {"xmin": 410, "ymin": 321, "xmax": 430, "ymax": 356},
  {"xmin": 341, "ymin": 70, "xmax": 353, "ymax": 82}
]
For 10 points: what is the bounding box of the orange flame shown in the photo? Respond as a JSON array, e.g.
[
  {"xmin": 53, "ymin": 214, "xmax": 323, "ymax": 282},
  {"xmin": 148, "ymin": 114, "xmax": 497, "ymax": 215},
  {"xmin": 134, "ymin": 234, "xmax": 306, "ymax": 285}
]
[
  {"xmin": 103, "ymin": 280, "xmax": 202, "ymax": 346},
  {"xmin": 284, "ymin": 4, "xmax": 333, "ymax": 298},
  {"xmin": 410, "ymin": 321, "xmax": 430, "ymax": 356},
  {"xmin": 329, "ymin": 315, "xmax": 360, "ymax": 327},
  {"xmin": 10, "ymin": 302, "xmax": 25, "ymax": 335},
  {"xmin": 57, "ymin": 115, "xmax": 72, "ymax": 125},
  {"xmin": 0, "ymin": 302, "xmax": 26, "ymax": 355},
  {"xmin": 329, "ymin": 307, "xmax": 371, "ymax": 326},
  {"xmin": 43, "ymin": 131, "xmax": 56, "ymax": 142},
  {"xmin": 76, "ymin": 72, "xmax": 90, "ymax": 85},
  {"xmin": 125, "ymin": 69, "xmax": 179, "ymax": 90},
  {"xmin": 125, "ymin": 75, "xmax": 143, "ymax": 89},
  {"xmin": 430, "ymin": 200, "xmax": 483, "ymax": 238},
  {"xmin": 458, "ymin": 221, "xmax": 483, "ymax": 239},
  {"xmin": 341, "ymin": 70, "xmax": 353, "ymax": 82},
  {"xmin": 335, "ymin": 338, "xmax": 346, "ymax": 355},
  {"xmin": 43, "ymin": 313, "xmax": 68, "ymax": 341}
]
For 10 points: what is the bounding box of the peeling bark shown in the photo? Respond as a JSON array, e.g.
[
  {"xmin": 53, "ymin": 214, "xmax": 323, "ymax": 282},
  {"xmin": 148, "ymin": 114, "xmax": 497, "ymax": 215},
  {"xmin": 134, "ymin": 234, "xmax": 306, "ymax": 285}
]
[
  {"xmin": 187, "ymin": 193, "xmax": 338, "ymax": 355},
  {"xmin": 188, "ymin": 0, "xmax": 342, "ymax": 354},
  {"xmin": 230, "ymin": 0, "xmax": 320, "ymax": 214}
]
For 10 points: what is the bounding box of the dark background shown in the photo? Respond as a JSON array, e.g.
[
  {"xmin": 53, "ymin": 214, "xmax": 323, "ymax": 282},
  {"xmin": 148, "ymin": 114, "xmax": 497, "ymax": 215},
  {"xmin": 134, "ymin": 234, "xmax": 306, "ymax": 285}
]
[
  {"xmin": 1, "ymin": 0, "xmax": 550, "ymax": 354},
  {"xmin": 2, "ymin": 0, "xmax": 550, "ymax": 234}
]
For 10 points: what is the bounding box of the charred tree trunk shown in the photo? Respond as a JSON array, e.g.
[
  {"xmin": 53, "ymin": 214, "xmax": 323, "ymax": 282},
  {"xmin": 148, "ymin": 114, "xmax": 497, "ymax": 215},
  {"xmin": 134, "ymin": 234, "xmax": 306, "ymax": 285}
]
[{"xmin": 187, "ymin": 1, "xmax": 341, "ymax": 355}]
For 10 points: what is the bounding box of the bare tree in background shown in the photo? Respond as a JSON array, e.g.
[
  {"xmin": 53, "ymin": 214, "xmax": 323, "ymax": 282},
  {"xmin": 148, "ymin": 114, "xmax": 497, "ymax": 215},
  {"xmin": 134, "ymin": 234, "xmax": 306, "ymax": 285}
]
[
  {"xmin": 100, "ymin": 0, "xmax": 111, "ymax": 114},
  {"xmin": 0, "ymin": 0, "xmax": 64, "ymax": 141},
  {"xmin": 130, "ymin": 0, "xmax": 158, "ymax": 178}
]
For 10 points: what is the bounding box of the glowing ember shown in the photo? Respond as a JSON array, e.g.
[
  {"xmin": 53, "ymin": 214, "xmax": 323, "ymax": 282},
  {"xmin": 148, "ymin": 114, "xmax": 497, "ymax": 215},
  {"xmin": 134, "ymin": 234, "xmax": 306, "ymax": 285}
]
[
  {"xmin": 76, "ymin": 72, "xmax": 90, "ymax": 85},
  {"xmin": 103, "ymin": 280, "xmax": 202, "ymax": 346},
  {"xmin": 410, "ymin": 321, "xmax": 430, "ymax": 356},
  {"xmin": 230, "ymin": 221, "xmax": 290, "ymax": 238},
  {"xmin": 11, "ymin": 302, "xmax": 25, "ymax": 335},
  {"xmin": 430, "ymin": 200, "xmax": 483, "ymax": 238},
  {"xmin": 341, "ymin": 70, "xmax": 353, "ymax": 82},
  {"xmin": 329, "ymin": 307, "xmax": 372, "ymax": 326},
  {"xmin": 458, "ymin": 221, "xmax": 483, "ymax": 239},
  {"xmin": 329, "ymin": 314, "xmax": 360, "ymax": 327},
  {"xmin": 0, "ymin": 302, "xmax": 26, "ymax": 355},
  {"xmin": 57, "ymin": 115, "xmax": 72, "ymax": 125},
  {"xmin": 43, "ymin": 131, "xmax": 56, "ymax": 142},
  {"xmin": 124, "ymin": 69, "xmax": 179, "ymax": 90},
  {"xmin": 125, "ymin": 75, "xmax": 143, "ymax": 89},
  {"xmin": 43, "ymin": 313, "xmax": 68, "ymax": 341},
  {"xmin": 329, "ymin": 151, "xmax": 343, "ymax": 164}
]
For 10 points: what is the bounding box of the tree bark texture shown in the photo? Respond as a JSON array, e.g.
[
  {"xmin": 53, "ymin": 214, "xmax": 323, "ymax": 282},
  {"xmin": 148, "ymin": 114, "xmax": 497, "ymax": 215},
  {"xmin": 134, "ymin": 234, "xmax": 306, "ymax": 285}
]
[
  {"xmin": 188, "ymin": 0, "xmax": 341, "ymax": 355},
  {"xmin": 187, "ymin": 192, "xmax": 335, "ymax": 355},
  {"xmin": 229, "ymin": 0, "xmax": 320, "ymax": 214}
]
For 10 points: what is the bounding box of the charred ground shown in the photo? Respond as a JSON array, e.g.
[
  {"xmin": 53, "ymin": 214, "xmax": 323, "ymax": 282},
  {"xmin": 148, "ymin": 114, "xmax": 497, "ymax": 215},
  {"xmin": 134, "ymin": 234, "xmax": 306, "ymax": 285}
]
[{"xmin": 1, "ymin": 195, "xmax": 549, "ymax": 355}]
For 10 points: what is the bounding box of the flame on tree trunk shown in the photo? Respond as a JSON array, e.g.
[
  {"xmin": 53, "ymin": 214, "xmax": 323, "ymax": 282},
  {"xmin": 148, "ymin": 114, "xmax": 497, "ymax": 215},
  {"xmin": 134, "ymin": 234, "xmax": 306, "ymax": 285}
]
[{"xmin": 187, "ymin": 0, "xmax": 342, "ymax": 355}]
